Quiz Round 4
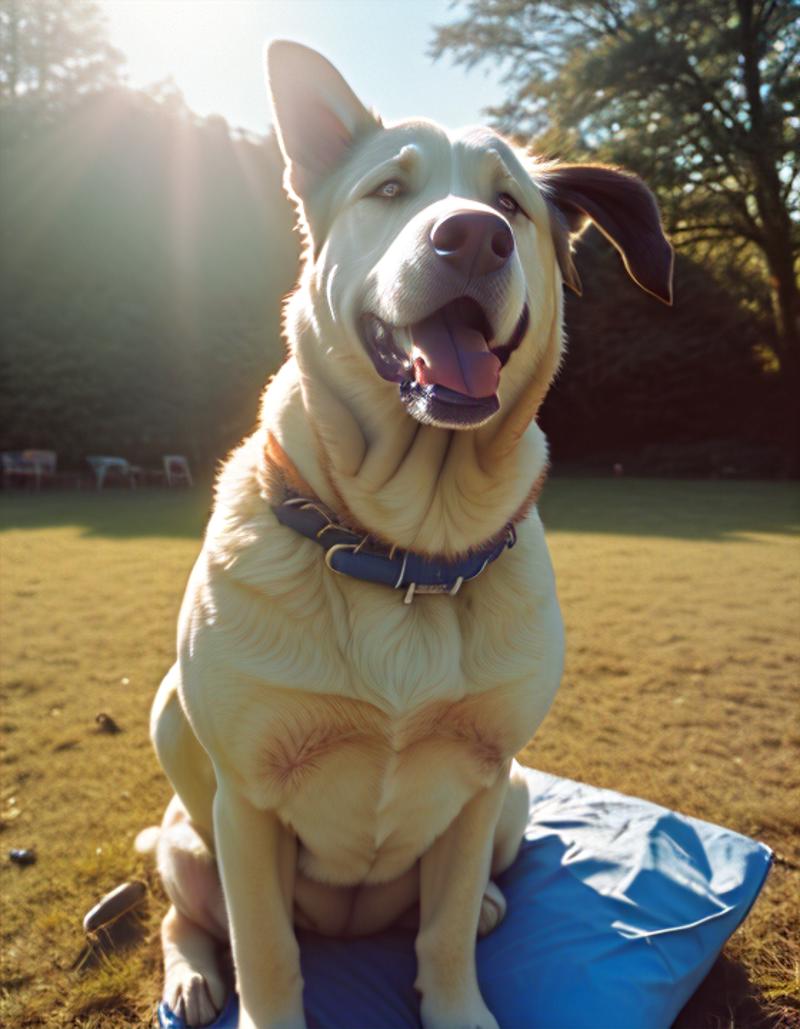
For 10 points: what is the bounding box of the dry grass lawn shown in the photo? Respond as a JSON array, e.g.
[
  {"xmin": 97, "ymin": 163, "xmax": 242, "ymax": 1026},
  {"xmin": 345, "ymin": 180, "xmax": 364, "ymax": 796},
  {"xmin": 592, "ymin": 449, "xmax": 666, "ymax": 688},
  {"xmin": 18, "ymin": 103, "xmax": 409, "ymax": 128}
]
[{"xmin": 1, "ymin": 478, "xmax": 798, "ymax": 1028}]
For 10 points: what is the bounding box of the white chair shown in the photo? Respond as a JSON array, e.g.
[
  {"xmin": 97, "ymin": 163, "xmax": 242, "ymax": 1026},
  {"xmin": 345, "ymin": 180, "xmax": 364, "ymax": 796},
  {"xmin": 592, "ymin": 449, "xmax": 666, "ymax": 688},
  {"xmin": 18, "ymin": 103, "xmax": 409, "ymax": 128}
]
[
  {"xmin": 1, "ymin": 450, "xmax": 56, "ymax": 490},
  {"xmin": 86, "ymin": 456, "xmax": 141, "ymax": 490},
  {"xmin": 163, "ymin": 455, "xmax": 193, "ymax": 487}
]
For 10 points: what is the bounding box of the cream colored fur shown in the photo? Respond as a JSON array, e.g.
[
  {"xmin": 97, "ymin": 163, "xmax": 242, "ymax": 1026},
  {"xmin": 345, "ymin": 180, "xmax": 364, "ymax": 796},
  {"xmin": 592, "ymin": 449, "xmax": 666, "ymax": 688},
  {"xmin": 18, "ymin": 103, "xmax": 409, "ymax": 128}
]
[{"xmin": 144, "ymin": 41, "xmax": 581, "ymax": 1029}]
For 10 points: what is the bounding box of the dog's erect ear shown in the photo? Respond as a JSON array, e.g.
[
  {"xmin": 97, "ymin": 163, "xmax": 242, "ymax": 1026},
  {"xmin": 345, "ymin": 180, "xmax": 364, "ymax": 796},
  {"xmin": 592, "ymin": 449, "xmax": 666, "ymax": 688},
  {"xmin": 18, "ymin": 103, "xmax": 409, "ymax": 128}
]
[
  {"xmin": 538, "ymin": 164, "xmax": 674, "ymax": 304},
  {"xmin": 266, "ymin": 40, "xmax": 380, "ymax": 202}
]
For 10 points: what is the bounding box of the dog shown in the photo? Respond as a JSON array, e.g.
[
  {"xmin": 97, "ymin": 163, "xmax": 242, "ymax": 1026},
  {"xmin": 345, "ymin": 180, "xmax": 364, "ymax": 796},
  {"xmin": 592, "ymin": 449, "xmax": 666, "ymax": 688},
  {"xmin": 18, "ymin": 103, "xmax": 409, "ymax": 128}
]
[{"xmin": 138, "ymin": 41, "xmax": 672, "ymax": 1029}]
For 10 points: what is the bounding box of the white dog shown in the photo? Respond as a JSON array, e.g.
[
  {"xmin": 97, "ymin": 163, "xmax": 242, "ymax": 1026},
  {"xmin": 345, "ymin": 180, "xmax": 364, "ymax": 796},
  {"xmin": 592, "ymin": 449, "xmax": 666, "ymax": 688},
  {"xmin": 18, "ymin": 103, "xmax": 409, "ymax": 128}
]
[{"xmin": 139, "ymin": 41, "xmax": 672, "ymax": 1029}]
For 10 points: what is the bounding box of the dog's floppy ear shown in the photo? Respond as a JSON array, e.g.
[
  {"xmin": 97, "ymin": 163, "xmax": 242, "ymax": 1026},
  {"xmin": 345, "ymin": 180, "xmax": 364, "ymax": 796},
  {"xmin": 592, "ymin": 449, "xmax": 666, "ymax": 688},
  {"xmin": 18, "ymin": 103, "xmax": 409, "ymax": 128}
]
[
  {"xmin": 266, "ymin": 40, "xmax": 381, "ymax": 203},
  {"xmin": 538, "ymin": 163, "xmax": 674, "ymax": 305}
]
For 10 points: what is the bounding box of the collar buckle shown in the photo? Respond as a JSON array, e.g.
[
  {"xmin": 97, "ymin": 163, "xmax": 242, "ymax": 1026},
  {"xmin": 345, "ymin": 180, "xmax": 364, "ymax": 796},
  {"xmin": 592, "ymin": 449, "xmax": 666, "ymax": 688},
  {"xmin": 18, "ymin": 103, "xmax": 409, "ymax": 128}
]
[
  {"xmin": 276, "ymin": 492, "xmax": 515, "ymax": 601},
  {"xmin": 403, "ymin": 574, "xmax": 465, "ymax": 604}
]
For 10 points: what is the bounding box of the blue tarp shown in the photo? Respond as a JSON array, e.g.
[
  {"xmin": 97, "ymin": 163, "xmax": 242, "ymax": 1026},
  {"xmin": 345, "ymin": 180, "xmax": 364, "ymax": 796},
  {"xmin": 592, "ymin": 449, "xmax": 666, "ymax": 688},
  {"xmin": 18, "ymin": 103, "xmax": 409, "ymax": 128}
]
[{"xmin": 159, "ymin": 767, "xmax": 771, "ymax": 1029}]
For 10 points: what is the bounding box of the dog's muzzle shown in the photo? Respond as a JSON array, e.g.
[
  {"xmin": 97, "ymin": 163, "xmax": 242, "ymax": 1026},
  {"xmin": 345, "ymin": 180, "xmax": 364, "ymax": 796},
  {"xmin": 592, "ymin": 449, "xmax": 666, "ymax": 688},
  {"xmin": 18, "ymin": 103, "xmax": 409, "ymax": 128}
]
[
  {"xmin": 360, "ymin": 299, "xmax": 529, "ymax": 429},
  {"xmin": 358, "ymin": 207, "xmax": 529, "ymax": 429}
]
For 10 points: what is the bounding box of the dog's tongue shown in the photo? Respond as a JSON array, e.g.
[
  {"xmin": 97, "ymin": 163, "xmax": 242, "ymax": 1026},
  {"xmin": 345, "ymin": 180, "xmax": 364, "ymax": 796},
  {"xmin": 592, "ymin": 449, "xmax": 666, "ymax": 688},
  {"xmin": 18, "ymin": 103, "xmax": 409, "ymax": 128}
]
[{"xmin": 410, "ymin": 308, "xmax": 500, "ymax": 398}]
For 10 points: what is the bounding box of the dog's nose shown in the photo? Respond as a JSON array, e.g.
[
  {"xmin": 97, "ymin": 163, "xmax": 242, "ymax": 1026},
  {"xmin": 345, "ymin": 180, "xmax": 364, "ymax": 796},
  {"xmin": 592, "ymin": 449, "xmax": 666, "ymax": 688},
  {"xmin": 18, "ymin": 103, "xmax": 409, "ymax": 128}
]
[{"xmin": 430, "ymin": 210, "xmax": 514, "ymax": 277}]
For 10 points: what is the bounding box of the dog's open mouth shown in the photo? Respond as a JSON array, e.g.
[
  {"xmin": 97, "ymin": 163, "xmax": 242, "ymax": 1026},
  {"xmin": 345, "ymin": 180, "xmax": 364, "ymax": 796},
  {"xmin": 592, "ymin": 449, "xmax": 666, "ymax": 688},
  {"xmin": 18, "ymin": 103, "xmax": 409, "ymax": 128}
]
[{"xmin": 361, "ymin": 298, "xmax": 529, "ymax": 428}]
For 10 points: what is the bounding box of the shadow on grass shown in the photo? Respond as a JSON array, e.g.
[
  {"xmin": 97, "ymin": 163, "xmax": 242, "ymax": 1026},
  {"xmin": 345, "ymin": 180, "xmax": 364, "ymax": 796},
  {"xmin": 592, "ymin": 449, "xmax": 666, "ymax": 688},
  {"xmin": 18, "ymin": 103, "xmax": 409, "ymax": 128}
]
[
  {"xmin": 539, "ymin": 476, "xmax": 800, "ymax": 541},
  {"xmin": 0, "ymin": 477, "xmax": 798, "ymax": 541},
  {"xmin": 0, "ymin": 486, "xmax": 214, "ymax": 539},
  {"xmin": 674, "ymin": 952, "xmax": 795, "ymax": 1029}
]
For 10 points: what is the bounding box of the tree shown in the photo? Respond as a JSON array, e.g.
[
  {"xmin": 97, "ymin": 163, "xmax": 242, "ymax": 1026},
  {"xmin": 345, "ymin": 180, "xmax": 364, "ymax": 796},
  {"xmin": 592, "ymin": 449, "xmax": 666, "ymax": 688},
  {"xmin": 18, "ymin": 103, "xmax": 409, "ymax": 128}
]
[
  {"xmin": 538, "ymin": 233, "xmax": 780, "ymax": 472},
  {"xmin": 0, "ymin": 0, "xmax": 123, "ymax": 113},
  {"xmin": 0, "ymin": 89, "xmax": 299, "ymax": 467},
  {"xmin": 433, "ymin": 0, "xmax": 800, "ymax": 460},
  {"xmin": 0, "ymin": 0, "xmax": 299, "ymax": 470}
]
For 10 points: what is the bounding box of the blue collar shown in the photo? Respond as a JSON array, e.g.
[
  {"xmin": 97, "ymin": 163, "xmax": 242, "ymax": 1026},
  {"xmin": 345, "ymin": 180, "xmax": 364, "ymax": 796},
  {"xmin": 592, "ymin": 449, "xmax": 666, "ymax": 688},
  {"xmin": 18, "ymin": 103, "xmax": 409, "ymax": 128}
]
[{"xmin": 272, "ymin": 493, "xmax": 516, "ymax": 604}]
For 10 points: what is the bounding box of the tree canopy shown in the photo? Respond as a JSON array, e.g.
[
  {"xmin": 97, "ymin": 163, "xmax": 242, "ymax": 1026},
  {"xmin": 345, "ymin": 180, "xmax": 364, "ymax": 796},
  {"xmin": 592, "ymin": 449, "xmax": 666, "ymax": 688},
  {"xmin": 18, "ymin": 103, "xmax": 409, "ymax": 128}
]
[
  {"xmin": 0, "ymin": 0, "xmax": 123, "ymax": 112},
  {"xmin": 0, "ymin": 0, "xmax": 301, "ymax": 469},
  {"xmin": 0, "ymin": 88, "xmax": 299, "ymax": 467}
]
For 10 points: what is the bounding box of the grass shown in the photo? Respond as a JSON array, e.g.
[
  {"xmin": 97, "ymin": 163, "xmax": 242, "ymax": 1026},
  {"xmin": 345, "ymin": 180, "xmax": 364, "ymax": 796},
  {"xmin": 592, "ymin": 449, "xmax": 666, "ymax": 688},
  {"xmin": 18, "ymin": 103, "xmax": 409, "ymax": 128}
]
[{"xmin": 1, "ymin": 478, "xmax": 798, "ymax": 1028}]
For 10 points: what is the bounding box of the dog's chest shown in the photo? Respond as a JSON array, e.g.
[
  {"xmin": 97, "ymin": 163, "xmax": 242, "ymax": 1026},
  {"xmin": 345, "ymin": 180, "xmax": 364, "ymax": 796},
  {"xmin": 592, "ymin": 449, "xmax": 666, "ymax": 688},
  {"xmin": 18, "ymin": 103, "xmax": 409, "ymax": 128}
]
[
  {"xmin": 193, "ymin": 514, "xmax": 563, "ymax": 884},
  {"xmin": 238, "ymin": 677, "xmax": 535, "ymax": 884}
]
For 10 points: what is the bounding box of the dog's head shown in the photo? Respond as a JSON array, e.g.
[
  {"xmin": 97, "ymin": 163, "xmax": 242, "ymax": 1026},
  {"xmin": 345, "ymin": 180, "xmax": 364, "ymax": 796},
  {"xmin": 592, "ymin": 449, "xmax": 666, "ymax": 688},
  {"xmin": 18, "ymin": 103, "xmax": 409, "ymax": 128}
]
[{"xmin": 267, "ymin": 42, "xmax": 672, "ymax": 433}]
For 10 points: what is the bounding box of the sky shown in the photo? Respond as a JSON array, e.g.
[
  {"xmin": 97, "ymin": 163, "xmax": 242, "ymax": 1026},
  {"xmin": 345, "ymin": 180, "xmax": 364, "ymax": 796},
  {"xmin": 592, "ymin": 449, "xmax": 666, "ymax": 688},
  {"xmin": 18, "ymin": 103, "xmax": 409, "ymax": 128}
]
[{"xmin": 101, "ymin": 0, "xmax": 510, "ymax": 136}]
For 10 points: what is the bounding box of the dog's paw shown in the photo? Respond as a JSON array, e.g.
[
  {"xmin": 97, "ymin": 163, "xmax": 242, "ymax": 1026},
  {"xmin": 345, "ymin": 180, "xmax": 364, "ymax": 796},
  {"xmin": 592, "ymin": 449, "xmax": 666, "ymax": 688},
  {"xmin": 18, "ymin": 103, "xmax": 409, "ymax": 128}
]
[
  {"xmin": 165, "ymin": 966, "xmax": 226, "ymax": 1027},
  {"xmin": 237, "ymin": 1006, "xmax": 307, "ymax": 1029},
  {"xmin": 477, "ymin": 880, "xmax": 506, "ymax": 936},
  {"xmin": 420, "ymin": 994, "xmax": 500, "ymax": 1029}
]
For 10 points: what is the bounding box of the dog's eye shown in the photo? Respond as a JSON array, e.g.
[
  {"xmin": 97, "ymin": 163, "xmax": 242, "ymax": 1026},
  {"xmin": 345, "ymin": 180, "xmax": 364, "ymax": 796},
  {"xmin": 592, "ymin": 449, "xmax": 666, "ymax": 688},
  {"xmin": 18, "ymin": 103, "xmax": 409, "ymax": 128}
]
[
  {"xmin": 373, "ymin": 180, "xmax": 403, "ymax": 199},
  {"xmin": 496, "ymin": 192, "xmax": 519, "ymax": 215}
]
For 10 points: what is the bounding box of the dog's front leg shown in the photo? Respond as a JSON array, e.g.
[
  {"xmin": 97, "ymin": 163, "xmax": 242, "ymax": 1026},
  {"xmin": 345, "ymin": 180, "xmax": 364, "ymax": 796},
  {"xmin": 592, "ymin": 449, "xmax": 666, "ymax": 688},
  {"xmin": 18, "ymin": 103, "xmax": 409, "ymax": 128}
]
[
  {"xmin": 415, "ymin": 766, "xmax": 509, "ymax": 1029},
  {"xmin": 213, "ymin": 780, "xmax": 305, "ymax": 1029}
]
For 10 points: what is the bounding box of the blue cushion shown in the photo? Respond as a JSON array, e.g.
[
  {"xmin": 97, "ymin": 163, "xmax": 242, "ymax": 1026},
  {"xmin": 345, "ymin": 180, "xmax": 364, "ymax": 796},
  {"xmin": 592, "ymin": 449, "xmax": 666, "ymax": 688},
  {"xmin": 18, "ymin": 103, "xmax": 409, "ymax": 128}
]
[{"xmin": 158, "ymin": 768, "xmax": 771, "ymax": 1029}]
